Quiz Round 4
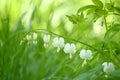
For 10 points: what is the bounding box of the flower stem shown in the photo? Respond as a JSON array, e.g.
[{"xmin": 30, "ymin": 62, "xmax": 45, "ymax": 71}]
[
  {"xmin": 31, "ymin": 29, "xmax": 105, "ymax": 53},
  {"xmin": 34, "ymin": 29, "xmax": 95, "ymax": 49},
  {"xmin": 104, "ymin": 16, "xmax": 108, "ymax": 31},
  {"xmin": 69, "ymin": 53, "xmax": 72, "ymax": 59}
]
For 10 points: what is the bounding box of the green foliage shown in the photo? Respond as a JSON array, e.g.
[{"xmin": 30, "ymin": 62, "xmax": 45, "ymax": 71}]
[
  {"xmin": 92, "ymin": 0, "xmax": 103, "ymax": 8},
  {"xmin": 66, "ymin": 13, "xmax": 84, "ymax": 24},
  {"xmin": 109, "ymin": 69, "xmax": 120, "ymax": 77},
  {"xmin": 74, "ymin": 66, "xmax": 102, "ymax": 80},
  {"xmin": 1, "ymin": 0, "xmax": 120, "ymax": 80},
  {"xmin": 77, "ymin": 5, "xmax": 97, "ymax": 14},
  {"xmin": 105, "ymin": 24, "xmax": 120, "ymax": 39}
]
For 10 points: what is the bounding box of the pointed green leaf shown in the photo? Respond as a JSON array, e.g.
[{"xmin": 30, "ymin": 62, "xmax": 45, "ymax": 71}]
[
  {"xmin": 77, "ymin": 5, "xmax": 97, "ymax": 15},
  {"xmin": 92, "ymin": 0, "xmax": 103, "ymax": 8},
  {"xmin": 66, "ymin": 14, "xmax": 84, "ymax": 24},
  {"xmin": 66, "ymin": 15, "xmax": 78, "ymax": 24}
]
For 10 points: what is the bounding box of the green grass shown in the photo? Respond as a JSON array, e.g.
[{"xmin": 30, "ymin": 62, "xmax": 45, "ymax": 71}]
[{"xmin": 1, "ymin": 0, "xmax": 120, "ymax": 80}]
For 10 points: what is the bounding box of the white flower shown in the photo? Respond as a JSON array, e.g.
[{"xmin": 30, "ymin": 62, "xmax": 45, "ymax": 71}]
[
  {"xmin": 26, "ymin": 35, "xmax": 32, "ymax": 41},
  {"xmin": 26, "ymin": 34, "xmax": 32, "ymax": 44},
  {"xmin": 53, "ymin": 37, "xmax": 65, "ymax": 52},
  {"xmin": 43, "ymin": 35, "xmax": 50, "ymax": 48},
  {"xmin": 80, "ymin": 49, "xmax": 93, "ymax": 60},
  {"xmin": 102, "ymin": 62, "xmax": 115, "ymax": 74},
  {"xmin": 33, "ymin": 33, "xmax": 38, "ymax": 44},
  {"xmin": 26, "ymin": 33, "xmax": 38, "ymax": 45},
  {"xmin": 64, "ymin": 43, "xmax": 76, "ymax": 59},
  {"xmin": 79, "ymin": 49, "xmax": 93, "ymax": 67},
  {"xmin": 33, "ymin": 32, "xmax": 37, "ymax": 40}
]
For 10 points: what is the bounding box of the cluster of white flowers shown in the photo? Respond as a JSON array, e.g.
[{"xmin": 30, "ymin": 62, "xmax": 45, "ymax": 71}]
[
  {"xmin": 102, "ymin": 62, "xmax": 115, "ymax": 77},
  {"xmin": 43, "ymin": 35, "xmax": 76, "ymax": 59},
  {"xmin": 79, "ymin": 49, "xmax": 93, "ymax": 67},
  {"xmin": 42, "ymin": 34, "xmax": 116, "ymax": 76},
  {"xmin": 20, "ymin": 32, "xmax": 38, "ymax": 45},
  {"xmin": 20, "ymin": 33, "xmax": 116, "ymax": 77},
  {"xmin": 26, "ymin": 32, "xmax": 38, "ymax": 44}
]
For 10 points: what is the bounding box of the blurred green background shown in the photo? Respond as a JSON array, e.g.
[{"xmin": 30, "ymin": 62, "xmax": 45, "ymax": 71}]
[{"xmin": 1, "ymin": 0, "xmax": 120, "ymax": 80}]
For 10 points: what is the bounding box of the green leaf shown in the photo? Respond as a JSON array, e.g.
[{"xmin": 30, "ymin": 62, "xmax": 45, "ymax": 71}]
[
  {"xmin": 77, "ymin": 5, "xmax": 97, "ymax": 15},
  {"xmin": 87, "ymin": 8, "xmax": 96, "ymax": 15},
  {"xmin": 66, "ymin": 15, "xmax": 78, "ymax": 24},
  {"xmin": 114, "ymin": 7, "xmax": 120, "ymax": 13},
  {"xmin": 66, "ymin": 13, "xmax": 84, "ymax": 24},
  {"xmin": 105, "ymin": 3, "xmax": 114, "ymax": 11},
  {"xmin": 92, "ymin": 0, "xmax": 103, "ymax": 8},
  {"xmin": 93, "ymin": 9, "xmax": 107, "ymax": 21},
  {"xmin": 73, "ymin": 66, "xmax": 102, "ymax": 80},
  {"xmin": 105, "ymin": 24, "xmax": 120, "ymax": 39},
  {"xmin": 109, "ymin": 69, "xmax": 120, "ymax": 77},
  {"xmin": 95, "ymin": 9, "xmax": 107, "ymax": 17}
]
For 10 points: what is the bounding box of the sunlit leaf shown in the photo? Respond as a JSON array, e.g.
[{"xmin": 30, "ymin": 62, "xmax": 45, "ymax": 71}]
[
  {"xmin": 92, "ymin": 0, "xmax": 103, "ymax": 8},
  {"xmin": 66, "ymin": 15, "xmax": 78, "ymax": 24},
  {"xmin": 66, "ymin": 13, "xmax": 84, "ymax": 24},
  {"xmin": 77, "ymin": 5, "xmax": 97, "ymax": 15},
  {"xmin": 105, "ymin": 3, "xmax": 114, "ymax": 12}
]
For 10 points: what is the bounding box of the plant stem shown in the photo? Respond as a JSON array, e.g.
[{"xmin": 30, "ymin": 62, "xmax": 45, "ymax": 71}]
[
  {"xmin": 104, "ymin": 16, "xmax": 108, "ymax": 31},
  {"xmin": 103, "ymin": 15, "xmax": 120, "ymax": 67},
  {"xmin": 33, "ymin": 29, "xmax": 103, "ymax": 53},
  {"xmin": 35, "ymin": 29, "xmax": 94, "ymax": 48}
]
